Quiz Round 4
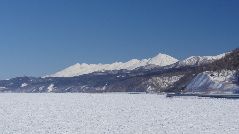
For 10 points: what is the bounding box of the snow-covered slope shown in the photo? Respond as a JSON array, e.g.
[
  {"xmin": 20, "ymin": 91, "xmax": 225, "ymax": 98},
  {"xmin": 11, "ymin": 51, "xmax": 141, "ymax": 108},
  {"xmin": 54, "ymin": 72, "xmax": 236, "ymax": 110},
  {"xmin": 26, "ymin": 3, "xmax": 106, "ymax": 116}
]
[
  {"xmin": 146, "ymin": 75, "xmax": 184, "ymax": 92},
  {"xmin": 173, "ymin": 53, "xmax": 226, "ymax": 67},
  {"xmin": 48, "ymin": 53, "xmax": 178, "ymax": 77},
  {"xmin": 186, "ymin": 70, "xmax": 239, "ymax": 94}
]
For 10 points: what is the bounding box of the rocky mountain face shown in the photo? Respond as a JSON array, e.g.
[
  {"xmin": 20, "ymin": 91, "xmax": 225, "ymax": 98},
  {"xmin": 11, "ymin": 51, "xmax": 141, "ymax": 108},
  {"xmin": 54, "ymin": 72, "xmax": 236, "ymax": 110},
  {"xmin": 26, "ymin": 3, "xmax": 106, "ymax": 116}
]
[{"xmin": 0, "ymin": 49, "xmax": 238, "ymax": 94}]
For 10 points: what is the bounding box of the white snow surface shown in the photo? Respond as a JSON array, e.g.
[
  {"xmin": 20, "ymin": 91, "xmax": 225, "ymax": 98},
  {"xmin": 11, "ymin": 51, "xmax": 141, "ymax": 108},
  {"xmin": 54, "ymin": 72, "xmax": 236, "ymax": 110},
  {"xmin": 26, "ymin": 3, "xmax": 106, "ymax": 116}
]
[
  {"xmin": 0, "ymin": 93, "xmax": 239, "ymax": 134},
  {"xmin": 21, "ymin": 83, "xmax": 28, "ymax": 88},
  {"xmin": 186, "ymin": 70, "xmax": 239, "ymax": 93},
  {"xmin": 47, "ymin": 84, "xmax": 55, "ymax": 92},
  {"xmin": 47, "ymin": 53, "xmax": 178, "ymax": 77}
]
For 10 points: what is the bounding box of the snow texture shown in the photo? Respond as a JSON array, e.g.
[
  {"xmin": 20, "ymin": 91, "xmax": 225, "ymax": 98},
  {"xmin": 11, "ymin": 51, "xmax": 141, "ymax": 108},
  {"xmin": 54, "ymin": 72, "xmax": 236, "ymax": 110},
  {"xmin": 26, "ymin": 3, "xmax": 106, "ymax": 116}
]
[
  {"xmin": 47, "ymin": 53, "xmax": 178, "ymax": 77},
  {"xmin": 186, "ymin": 70, "xmax": 239, "ymax": 94},
  {"xmin": 0, "ymin": 93, "xmax": 239, "ymax": 134}
]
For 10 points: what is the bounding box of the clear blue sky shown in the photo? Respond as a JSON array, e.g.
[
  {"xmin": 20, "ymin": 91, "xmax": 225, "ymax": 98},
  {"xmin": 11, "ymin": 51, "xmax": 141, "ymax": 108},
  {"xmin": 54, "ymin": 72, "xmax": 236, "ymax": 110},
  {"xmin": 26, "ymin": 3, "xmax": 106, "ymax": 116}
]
[{"xmin": 0, "ymin": 0, "xmax": 238, "ymax": 79}]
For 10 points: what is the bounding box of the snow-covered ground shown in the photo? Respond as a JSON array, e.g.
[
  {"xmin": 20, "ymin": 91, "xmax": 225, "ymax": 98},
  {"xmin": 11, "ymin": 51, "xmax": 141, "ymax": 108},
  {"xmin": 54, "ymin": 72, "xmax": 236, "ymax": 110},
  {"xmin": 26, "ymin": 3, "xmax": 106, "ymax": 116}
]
[{"xmin": 0, "ymin": 94, "xmax": 239, "ymax": 134}]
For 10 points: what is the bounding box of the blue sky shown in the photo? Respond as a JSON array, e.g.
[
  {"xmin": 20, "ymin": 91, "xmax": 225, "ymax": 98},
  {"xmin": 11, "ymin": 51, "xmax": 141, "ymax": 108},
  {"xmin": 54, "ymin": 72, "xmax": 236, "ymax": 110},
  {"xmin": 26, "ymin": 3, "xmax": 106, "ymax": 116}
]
[{"xmin": 0, "ymin": 0, "xmax": 238, "ymax": 79}]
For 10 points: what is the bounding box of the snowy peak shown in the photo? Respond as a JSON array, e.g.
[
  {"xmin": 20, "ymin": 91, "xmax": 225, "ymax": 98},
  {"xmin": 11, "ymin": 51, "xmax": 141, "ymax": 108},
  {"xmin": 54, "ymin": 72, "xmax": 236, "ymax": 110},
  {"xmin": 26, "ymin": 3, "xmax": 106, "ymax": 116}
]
[
  {"xmin": 47, "ymin": 53, "xmax": 178, "ymax": 77},
  {"xmin": 174, "ymin": 53, "xmax": 226, "ymax": 67},
  {"xmin": 148, "ymin": 53, "xmax": 178, "ymax": 66}
]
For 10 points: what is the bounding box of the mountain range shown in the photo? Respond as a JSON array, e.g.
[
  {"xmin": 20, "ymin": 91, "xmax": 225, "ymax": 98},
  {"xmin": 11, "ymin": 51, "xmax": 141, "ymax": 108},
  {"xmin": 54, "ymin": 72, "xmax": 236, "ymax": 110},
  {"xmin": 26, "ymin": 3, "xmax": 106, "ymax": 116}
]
[
  {"xmin": 47, "ymin": 53, "xmax": 178, "ymax": 77},
  {"xmin": 48, "ymin": 52, "xmax": 225, "ymax": 77},
  {"xmin": 0, "ymin": 48, "xmax": 238, "ymax": 94}
]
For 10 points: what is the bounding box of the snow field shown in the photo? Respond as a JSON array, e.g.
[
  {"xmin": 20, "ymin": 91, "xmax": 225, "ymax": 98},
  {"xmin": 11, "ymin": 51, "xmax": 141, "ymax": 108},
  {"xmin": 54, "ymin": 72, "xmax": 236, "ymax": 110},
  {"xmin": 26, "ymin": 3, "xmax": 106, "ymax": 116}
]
[{"xmin": 0, "ymin": 93, "xmax": 238, "ymax": 134}]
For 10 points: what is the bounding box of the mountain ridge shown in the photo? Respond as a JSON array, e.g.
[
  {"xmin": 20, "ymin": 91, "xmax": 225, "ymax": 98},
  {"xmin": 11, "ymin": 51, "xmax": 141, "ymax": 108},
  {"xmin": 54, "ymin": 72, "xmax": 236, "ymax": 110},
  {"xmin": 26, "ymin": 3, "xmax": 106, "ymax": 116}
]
[
  {"xmin": 47, "ymin": 52, "xmax": 227, "ymax": 78},
  {"xmin": 47, "ymin": 53, "xmax": 178, "ymax": 77}
]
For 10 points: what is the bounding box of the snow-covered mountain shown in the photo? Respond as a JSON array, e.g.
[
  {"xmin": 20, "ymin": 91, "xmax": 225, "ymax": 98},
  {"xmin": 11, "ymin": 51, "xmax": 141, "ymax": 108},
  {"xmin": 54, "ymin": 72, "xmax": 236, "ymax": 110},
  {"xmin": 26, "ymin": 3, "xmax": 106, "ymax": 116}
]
[
  {"xmin": 48, "ymin": 53, "xmax": 178, "ymax": 77},
  {"xmin": 173, "ymin": 53, "xmax": 226, "ymax": 67},
  {"xmin": 0, "ymin": 48, "xmax": 238, "ymax": 94}
]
